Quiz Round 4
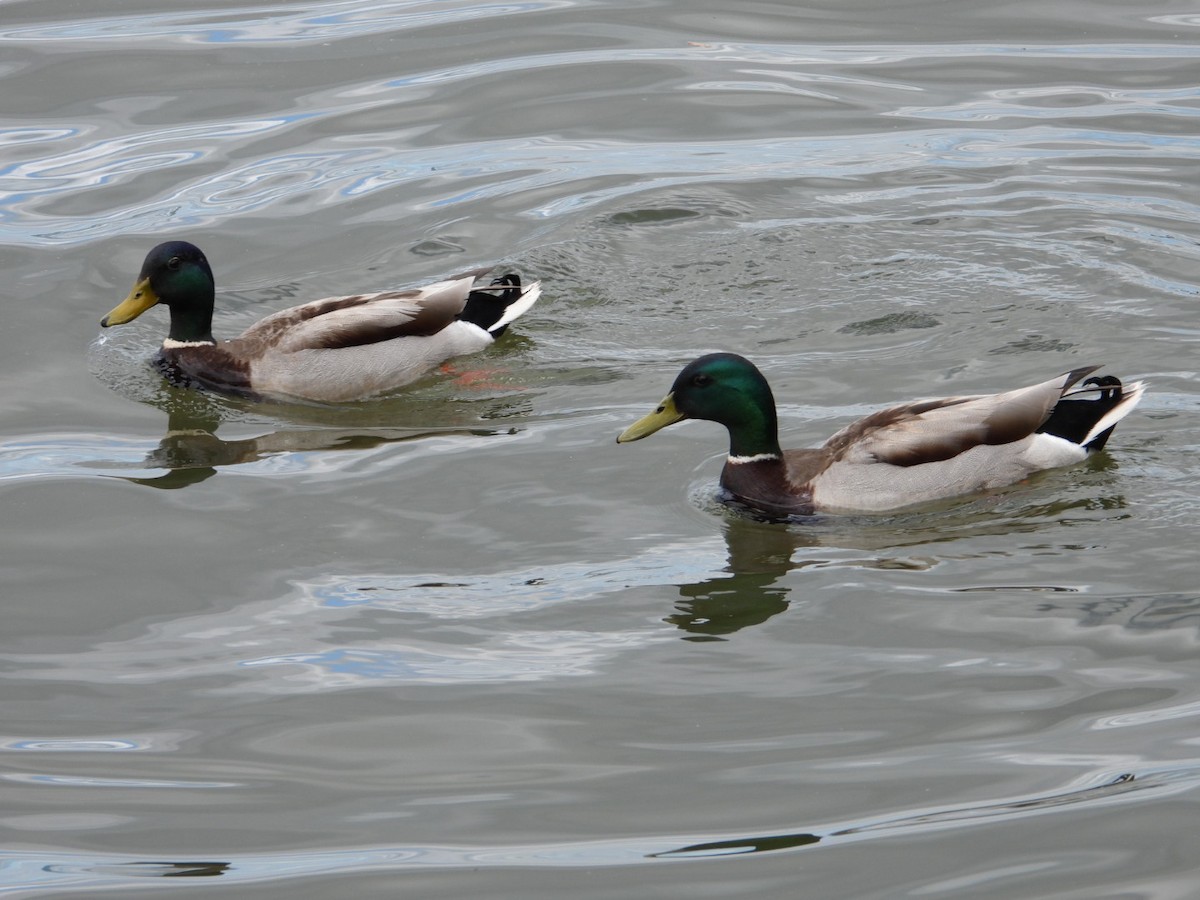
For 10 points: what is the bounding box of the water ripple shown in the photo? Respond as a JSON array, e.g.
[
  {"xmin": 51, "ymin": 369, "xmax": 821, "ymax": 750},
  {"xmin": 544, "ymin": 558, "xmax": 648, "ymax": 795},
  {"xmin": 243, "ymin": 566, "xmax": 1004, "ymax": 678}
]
[
  {"xmin": 7, "ymin": 127, "xmax": 1199, "ymax": 247},
  {"xmin": 0, "ymin": 542, "xmax": 717, "ymax": 691},
  {"xmin": 4, "ymin": 35, "xmax": 1198, "ymax": 245},
  {"xmin": 0, "ymin": 0, "xmax": 564, "ymax": 45},
  {"xmin": 895, "ymin": 85, "xmax": 1200, "ymax": 122},
  {"xmin": 1, "ymin": 764, "xmax": 1196, "ymax": 893}
]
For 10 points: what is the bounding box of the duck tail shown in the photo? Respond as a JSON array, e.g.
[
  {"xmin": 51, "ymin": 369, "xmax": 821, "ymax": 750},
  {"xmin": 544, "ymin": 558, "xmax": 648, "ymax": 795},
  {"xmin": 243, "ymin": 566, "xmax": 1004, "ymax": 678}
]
[
  {"xmin": 457, "ymin": 274, "xmax": 542, "ymax": 338},
  {"xmin": 1037, "ymin": 373, "xmax": 1147, "ymax": 452}
]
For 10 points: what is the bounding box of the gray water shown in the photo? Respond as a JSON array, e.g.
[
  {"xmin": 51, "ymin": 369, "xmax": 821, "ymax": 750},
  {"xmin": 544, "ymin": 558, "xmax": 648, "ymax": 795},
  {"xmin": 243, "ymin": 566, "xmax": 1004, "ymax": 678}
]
[{"xmin": 2, "ymin": 1, "xmax": 1198, "ymax": 897}]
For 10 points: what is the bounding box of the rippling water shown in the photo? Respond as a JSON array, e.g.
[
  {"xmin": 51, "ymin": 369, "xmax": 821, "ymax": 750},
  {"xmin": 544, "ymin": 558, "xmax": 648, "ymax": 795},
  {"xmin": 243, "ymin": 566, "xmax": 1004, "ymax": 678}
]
[{"xmin": 2, "ymin": 0, "xmax": 1199, "ymax": 897}]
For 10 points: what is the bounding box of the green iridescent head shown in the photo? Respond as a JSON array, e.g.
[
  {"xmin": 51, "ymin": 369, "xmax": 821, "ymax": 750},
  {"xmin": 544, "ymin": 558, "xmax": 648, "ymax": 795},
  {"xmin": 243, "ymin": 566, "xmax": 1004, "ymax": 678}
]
[
  {"xmin": 618, "ymin": 353, "xmax": 781, "ymax": 458},
  {"xmin": 102, "ymin": 241, "xmax": 217, "ymax": 343}
]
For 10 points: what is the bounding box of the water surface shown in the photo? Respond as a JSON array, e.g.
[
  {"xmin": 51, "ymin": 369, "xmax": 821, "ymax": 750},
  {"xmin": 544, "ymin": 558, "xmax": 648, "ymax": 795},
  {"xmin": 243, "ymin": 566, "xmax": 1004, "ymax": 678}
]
[{"xmin": 2, "ymin": 0, "xmax": 1199, "ymax": 897}]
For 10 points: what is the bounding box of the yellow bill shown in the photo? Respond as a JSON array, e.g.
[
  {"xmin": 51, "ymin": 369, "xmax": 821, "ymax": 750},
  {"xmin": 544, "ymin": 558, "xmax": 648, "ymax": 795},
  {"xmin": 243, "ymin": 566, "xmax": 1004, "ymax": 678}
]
[
  {"xmin": 101, "ymin": 278, "xmax": 159, "ymax": 327},
  {"xmin": 617, "ymin": 393, "xmax": 685, "ymax": 443}
]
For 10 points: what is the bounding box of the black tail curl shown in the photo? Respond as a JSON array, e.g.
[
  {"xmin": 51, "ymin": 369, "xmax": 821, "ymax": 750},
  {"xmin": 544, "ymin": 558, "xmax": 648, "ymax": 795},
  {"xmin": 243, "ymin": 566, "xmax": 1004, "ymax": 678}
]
[
  {"xmin": 457, "ymin": 274, "xmax": 523, "ymax": 336},
  {"xmin": 1036, "ymin": 375, "xmax": 1125, "ymax": 451}
]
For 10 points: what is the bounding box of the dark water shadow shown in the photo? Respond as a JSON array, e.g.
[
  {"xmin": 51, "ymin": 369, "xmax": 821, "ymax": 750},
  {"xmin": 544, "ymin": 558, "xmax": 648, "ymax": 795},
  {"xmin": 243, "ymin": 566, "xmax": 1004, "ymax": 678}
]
[
  {"xmin": 132, "ymin": 861, "xmax": 229, "ymax": 877},
  {"xmin": 667, "ymin": 462, "xmax": 1137, "ymax": 641},
  {"xmin": 1032, "ymin": 592, "xmax": 1200, "ymax": 632},
  {"xmin": 27, "ymin": 767, "xmax": 1199, "ymax": 889},
  {"xmin": 667, "ymin": 518, "xmax": 807, "ymax": 641},
  {"xmin": 664, "ymin": 513, "xmax": 937, "ymax": 644},
  {"xmin": 652, "ymin": 770, "xmax": 1155, "ymax": 858},
  {"xmin": 665, "ymin": 491, "xmax": 995, "ymax": 643},
  {"xmin": 116, "ymin": 395, "xmax": 514, "ymax": 490}
]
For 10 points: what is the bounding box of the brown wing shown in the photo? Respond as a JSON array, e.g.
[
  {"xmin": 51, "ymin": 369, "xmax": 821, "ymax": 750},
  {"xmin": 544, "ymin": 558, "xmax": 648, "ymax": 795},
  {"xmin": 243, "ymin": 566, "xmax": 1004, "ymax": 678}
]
[
  {"xmin": 232, "ymin": 270, "xmax": 491, "ymax": 354},
  {"xmin": 780, "ymin": 448, "xmax": 832, "ymax": 489},
  {"xmin": 820, "ymin": 366, "xmax": 1100, "ymax": 468}
]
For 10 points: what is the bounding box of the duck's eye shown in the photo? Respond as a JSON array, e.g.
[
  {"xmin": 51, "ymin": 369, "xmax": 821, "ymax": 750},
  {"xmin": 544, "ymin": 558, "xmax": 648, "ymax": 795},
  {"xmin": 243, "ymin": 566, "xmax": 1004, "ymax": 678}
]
[
  {"xmin": 167, "ymin": 257, "xmax": 182, "ymax": 270},
  {"xmin": 691, "ymin": 373, "xmax": 713, "ymax": 387}
]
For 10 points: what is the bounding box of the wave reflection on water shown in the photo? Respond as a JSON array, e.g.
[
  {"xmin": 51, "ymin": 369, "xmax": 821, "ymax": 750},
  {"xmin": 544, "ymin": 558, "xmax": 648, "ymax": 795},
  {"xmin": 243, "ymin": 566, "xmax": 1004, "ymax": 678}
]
[
  {"xmin": 4, "ymin": 763, "xmax": 1197, "ymax": 894},
  {"xmin": 10, "ymin": 126, "xmax": 1200, "ymax": 246},
  {"xmin": 0, "ymin": 0, "xmax": 562, "ymax": 45},
  {"xmin": 5, "ymin": 33, "xmax": 1200, "ymax": 245}
]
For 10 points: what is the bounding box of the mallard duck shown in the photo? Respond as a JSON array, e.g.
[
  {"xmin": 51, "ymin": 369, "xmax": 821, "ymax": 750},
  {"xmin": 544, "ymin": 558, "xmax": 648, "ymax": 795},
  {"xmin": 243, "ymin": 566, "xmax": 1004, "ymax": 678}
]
[
  {"xmin": 617, "ymin": 353, "xmax": 1145, "ymax": 518},
  {"xmin": 100, "ymin": 241, "xmax": 541, "ymax": 403}
]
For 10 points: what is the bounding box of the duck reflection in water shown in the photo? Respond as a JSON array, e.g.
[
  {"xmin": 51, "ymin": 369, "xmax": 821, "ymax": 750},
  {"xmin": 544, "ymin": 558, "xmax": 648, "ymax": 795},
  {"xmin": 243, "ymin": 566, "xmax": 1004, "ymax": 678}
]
[
  {"xmin": 669, "ymin": 517, "xmax": 808, "ymax": 641},
  {"xmin": 120, "ymin": 394, "xmax": 515, "ymax": 489}
]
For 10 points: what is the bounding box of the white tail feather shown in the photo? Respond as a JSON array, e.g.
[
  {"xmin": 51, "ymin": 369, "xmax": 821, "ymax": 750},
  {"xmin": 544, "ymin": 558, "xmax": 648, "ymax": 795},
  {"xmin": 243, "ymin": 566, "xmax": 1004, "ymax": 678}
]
[
  {"xmin": 1083, "ymin": 379, "xmax": 1147, "ymax": 447},
  {"xmin": 488, "ymin": 281, "xmax": 541, "ymax": 333}
]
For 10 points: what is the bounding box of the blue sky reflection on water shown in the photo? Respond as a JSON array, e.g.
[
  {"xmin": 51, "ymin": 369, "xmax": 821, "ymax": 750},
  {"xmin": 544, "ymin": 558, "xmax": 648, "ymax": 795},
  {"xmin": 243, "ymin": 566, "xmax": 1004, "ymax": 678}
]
[
  {"xmin": 0, "ymin": 1, "xmax": 559, "ymax": 46},
  {"xmin": 6, "ymin": 128, "xmax": 1200, "ymax": 246}
]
